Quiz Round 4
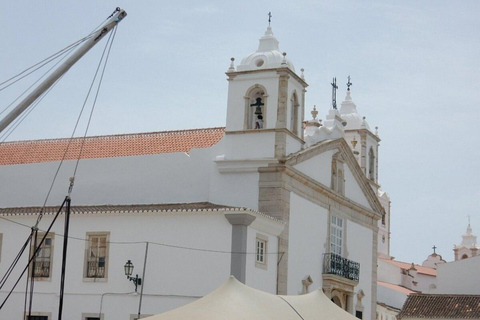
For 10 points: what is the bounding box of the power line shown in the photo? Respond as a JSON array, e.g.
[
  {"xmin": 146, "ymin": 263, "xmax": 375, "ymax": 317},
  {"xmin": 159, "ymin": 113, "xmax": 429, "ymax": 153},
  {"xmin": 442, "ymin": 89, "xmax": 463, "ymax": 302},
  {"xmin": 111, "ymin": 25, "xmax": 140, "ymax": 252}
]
[{"xmin": 0, "ymin": 215, "xmax": 284, "ymax": 255}]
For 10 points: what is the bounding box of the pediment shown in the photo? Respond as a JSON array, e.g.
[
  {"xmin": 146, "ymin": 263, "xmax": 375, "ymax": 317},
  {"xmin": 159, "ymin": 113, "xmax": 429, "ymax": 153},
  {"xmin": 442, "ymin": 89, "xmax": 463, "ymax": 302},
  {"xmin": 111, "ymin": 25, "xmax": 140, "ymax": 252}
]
[{"xmin": 285, "ymin": 139, "xmax": 383, "ymax": 216}]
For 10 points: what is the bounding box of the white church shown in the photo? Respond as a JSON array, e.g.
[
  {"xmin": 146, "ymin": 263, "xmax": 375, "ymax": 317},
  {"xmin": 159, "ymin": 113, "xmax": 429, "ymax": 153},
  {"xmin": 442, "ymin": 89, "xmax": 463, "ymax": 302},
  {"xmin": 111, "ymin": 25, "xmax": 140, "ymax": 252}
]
[{"xmin": 0, "ymin": 25, "xmax": 392, "ymax": 320}]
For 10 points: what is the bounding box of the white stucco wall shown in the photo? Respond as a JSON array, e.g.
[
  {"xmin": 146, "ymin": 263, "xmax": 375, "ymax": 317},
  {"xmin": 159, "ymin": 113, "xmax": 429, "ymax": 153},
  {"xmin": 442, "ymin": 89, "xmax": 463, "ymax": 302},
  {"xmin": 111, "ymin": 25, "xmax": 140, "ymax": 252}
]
[
  {"xmin": 245, "ymin": 224, "xmax": 279, "ymax": 293},
  {"xmin": 287, "ymin": 192, "xmax": 329, "ymax": 295},
  {"xmin": 347, "ymin": 221, "xmax": 374, "ymax": 319},
  {"xmin": 344, "ymin": 165, "xmax": 372, "ymax": 209},
  {"xmin": 435, "ymin": 255, "xmax": 480, "ymax": 294},
  {"xmin": 0, "ymin": 211, "xmax": 233, "ymax": 319},
  {"xmin": 293, "ymin": 149, "xmax": 336, "ymax": 187},
  {"xmin": 377, "ymin": 284, "xmax": 408, "ymax": 310},
  {"xmin": 225, "ymin": 72, "xmax": 280, "ymax": 131},
  {"xmin": 0, "ymin": 146, "xmax": 219, "ymax": 207}
]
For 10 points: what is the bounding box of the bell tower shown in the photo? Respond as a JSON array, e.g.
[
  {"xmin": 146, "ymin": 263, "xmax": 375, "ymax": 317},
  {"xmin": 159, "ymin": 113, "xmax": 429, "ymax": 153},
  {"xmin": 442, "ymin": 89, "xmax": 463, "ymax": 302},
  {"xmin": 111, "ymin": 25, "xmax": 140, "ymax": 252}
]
[{"xmin": 223, "ymin": 26, "xmax": 308, "ymax": 160}]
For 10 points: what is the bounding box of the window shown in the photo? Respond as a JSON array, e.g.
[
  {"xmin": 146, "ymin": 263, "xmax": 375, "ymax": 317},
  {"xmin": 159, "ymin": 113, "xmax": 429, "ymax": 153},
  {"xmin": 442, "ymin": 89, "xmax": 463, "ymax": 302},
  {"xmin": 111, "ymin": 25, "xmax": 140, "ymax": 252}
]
[
  {"xmin": 368, "ymin": 148, "xmax": 375, "ymax": 181},
  {"xmin": 82, "ymin": 313, "xmax": 103, "ymax": 320},
  {"xmin": 330, "ymin": 216, "xmax": 343, "ymax": 255},
  {"xmin": 331, "ymin": 153, "xmax": 345, "ymax": 195},
  {"xmin": 26, "ymin": 313, "xmax": 50, "ymax": 320},
  {"xmin": 356, "ymin": 311, "xmax": 363, "ymax": 319},
  {"xmin": 256, "ymin": 239, "xmax": 266, "ymax": 263},
  {"xmin": 291, "ymin": 93, "xmax": 300, "ymax": 135},
  {"xmin": 255, "ymin": 234, "xmax": 268, "ymax": 269},
  {"xmin": 31, "ymin": 233, "xmax": 54, "ymax": 279},
  {"xmin": 245, "ymin": 85, "xmax": 267, "ymax": 130},
  {"xmin": 85, "ymin": 233, "xmax": 109, "ymax": 279}
]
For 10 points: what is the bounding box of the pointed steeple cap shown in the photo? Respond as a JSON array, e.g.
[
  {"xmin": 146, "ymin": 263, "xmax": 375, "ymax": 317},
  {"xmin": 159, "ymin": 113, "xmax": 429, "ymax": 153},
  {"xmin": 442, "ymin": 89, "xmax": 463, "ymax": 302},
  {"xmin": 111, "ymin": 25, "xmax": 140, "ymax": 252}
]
[
  {"xmin": 339, "ymin": 90, "xmax": 370, "ymax": 130},
  {"xmin": 237, "ymin": 27, "xmax": 295, "ymax": 72}
]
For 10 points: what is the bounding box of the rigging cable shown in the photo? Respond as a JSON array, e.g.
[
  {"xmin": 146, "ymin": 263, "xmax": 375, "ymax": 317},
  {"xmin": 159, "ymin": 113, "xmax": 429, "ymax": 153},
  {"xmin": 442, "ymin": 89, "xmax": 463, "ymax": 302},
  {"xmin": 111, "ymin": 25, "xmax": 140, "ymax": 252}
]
[
  {"xmin": 0, "ymin": 39, "xmax": 80, "ymax": 142},
  {"xmin": 0, "ymin": 198, "xmax": 67, "ymax": 310},
  {"xmin": 71, "ymin": 25, "xmax": 118, "ymax": 183},
  {"xmin": 27, "ymin": 227, "xmax": 39, "ymax": 319}
]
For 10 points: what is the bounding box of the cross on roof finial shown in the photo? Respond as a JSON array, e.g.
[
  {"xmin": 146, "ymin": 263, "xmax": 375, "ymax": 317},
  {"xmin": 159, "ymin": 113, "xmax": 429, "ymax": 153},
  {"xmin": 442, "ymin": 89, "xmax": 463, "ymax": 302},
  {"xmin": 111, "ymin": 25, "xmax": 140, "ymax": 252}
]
[
  {"xmin": 468, "ymin": 214, "xmax": 471, "ymax": 225},
  {"xmin": 331, "ymin": 77, "xmax": 338, "ymax": 109},
  {"xmin": 347, "ymin": 75, "xmax": 352, "ymax": 91},
  {"xmin": 432, "ymin": 245, "xmax": 437, "ymax": 254},
  {"xmin": 268, "ymin": 12, "xmax": 272, "ymax": 26}
]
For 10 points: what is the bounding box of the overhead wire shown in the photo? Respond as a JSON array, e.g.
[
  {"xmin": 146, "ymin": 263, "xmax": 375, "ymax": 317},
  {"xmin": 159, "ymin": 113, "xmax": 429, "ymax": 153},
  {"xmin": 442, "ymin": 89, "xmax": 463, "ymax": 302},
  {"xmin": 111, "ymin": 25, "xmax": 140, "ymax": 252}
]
[{"xmin": 0, "ymin": 215, "xmax": 284, "ymax": 255}]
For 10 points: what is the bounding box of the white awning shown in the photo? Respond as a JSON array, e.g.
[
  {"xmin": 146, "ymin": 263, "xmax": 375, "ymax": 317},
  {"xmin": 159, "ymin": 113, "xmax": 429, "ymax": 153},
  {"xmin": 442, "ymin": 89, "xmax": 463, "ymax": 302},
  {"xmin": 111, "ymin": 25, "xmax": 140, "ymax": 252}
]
[{"xmin": 143, "ymin": 276, "xmax": 360, "ymax": 320}]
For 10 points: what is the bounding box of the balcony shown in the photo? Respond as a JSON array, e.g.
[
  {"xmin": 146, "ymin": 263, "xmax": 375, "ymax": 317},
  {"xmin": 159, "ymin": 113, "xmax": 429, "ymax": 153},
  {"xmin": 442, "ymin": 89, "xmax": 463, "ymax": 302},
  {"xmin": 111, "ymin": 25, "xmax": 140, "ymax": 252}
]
[
  {"xmin": 33, "ymin": 261, "xmax": 50, "ymax": 278},
  {"xmin": 323, "ymin": 253, "xmax": 360, "ymax": 282}
]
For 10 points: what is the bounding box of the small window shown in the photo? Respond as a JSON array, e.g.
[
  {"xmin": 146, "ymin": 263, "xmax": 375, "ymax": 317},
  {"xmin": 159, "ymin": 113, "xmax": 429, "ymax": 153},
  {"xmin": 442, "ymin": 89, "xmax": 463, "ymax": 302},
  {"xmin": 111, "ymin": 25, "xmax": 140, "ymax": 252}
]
[
  {"xmin": 255, "ymin": 234, "xmax": 268, "ymax": 269},
  {"xmin": 356, "ymin": 311, "xmax": 363, "ymax": 319},
  {"xmin": 256, "ymin": 239, "xmax": 266, "ymax": 263},
  {"xmin": 82, "ymin": 313, "xmax": 103, "ymax": 320},
  {"xmin": 26, "ymin": 314, "xmax": 50, "ymax": 320},
  {"xmin": 84, "ymin": 233, "xmax": 109, "ymax": 280},
  {"xmin": 330, "ymin": 216, "xmax": 343, "ymax": 256},
  {"xmin": 369, "ymin": 148, "xmax": 375, "ymax": 181},
  {"xmin": 31, "ymin": 233, "xmax": 54, "ymax": 279}
]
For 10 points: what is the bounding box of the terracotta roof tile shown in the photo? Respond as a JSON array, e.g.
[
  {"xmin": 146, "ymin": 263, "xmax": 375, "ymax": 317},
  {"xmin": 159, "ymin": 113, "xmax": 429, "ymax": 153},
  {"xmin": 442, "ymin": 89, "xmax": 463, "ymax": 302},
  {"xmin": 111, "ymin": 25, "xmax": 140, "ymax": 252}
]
[
  {"xmin": 0, "ymin": 127, "xmax": 225, "ymax": 165},
  {"xmin": 398, "ymin": 294, "xmax": 480, "ymax": 319},
  {"xmin": 380, "ymin": 258, "xmax": 436, "ymax": 276},
  {"xmin": 377, "ymin": 281, "xmax": 417, "ymax": 295}
]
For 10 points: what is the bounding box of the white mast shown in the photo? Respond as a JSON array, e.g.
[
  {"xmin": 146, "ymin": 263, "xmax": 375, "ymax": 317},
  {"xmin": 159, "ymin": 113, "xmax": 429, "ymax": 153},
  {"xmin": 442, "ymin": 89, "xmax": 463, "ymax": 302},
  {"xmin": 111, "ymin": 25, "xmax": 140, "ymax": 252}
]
[{"xmin": 0, "ymin": 8, "xmax": 127, "ymax": 134}]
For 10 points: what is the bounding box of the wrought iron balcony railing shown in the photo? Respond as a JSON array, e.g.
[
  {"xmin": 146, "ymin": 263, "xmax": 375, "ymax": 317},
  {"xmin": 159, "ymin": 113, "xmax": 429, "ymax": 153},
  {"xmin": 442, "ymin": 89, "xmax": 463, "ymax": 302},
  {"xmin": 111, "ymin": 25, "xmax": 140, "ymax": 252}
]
[
  {"xmin": 86, "ymin": 261, "xmax": 106, "ymax": 278},
  {"xmin": 323, "ymin": 252, "xmax": 360, "ymax": 282},
  {"xmin": 33, "ymin": 261, "xmax": 50, "ymax": 278}
]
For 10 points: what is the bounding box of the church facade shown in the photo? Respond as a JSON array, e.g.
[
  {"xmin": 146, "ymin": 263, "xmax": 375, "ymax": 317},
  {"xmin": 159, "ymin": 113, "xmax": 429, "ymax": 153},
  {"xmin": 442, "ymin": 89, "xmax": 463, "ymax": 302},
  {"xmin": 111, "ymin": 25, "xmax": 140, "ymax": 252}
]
[{"xmin": 0, "ymin": 26, "xmax": 387, "ymax": 320}]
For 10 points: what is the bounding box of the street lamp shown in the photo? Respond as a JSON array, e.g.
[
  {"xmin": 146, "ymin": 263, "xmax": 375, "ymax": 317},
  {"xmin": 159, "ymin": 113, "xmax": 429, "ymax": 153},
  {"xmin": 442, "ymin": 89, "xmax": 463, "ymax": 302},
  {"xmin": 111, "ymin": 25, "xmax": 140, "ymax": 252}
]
[{"xmin": 124, "ymin": 260, "xmax": 142, "ymax": 292}]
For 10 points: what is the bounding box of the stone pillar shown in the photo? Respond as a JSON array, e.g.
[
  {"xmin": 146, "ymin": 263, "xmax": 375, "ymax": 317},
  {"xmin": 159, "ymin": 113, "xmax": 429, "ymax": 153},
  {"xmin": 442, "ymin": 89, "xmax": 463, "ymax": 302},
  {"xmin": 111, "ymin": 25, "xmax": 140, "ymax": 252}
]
[
  {"xmin": 275, "ymin": 71, "xmax": 289, "ymax": 158},
  {"xmin": 224, "ymin": 213, "xmax": 256, "ymax": 283},
  {"xmin": 346, "ymin": 293, "xmax": 354, "ymax": 314},
  {"xmin": 258, "ymin": 164, "xmax": 290, "ymax": 294}
]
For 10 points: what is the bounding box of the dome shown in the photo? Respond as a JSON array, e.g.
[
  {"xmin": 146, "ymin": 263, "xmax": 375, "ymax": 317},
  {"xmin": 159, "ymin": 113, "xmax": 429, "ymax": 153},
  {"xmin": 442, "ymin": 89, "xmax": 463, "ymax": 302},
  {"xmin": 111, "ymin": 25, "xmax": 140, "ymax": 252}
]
[
  {"xmin": 339, "ymin": 91, "xmax": 370, "ymax": 130},
  {"xmin": 237, "ymin": 27, "xmax": 295, "ymax": 72}
]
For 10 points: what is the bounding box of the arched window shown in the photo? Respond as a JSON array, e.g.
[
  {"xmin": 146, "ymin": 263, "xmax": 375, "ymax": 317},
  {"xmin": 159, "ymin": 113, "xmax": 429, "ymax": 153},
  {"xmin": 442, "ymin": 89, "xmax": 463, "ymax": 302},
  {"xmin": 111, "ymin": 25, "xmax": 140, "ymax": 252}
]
[
  {"xmin": 368, "ymin": 148, "xmax": 375, "ymax": 181},
  {"xmin": 290, "ymin": 92, "xmax": 300, "ymax": 135},
  {"xmin": 461, "ymin": 254, "xmax": 469, "ymax": 259},
  {"xmin": 331, "ymin": 152, "xmax": 346, "ymax": 195},
  {"xmin": 244, "ymin": 85, "xmax": 267, "ymax": 130}
]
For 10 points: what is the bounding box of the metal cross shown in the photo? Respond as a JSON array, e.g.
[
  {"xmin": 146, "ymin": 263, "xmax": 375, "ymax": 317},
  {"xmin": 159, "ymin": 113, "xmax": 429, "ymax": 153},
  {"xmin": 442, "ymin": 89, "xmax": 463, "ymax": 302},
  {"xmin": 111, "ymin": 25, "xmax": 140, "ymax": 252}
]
[
  {"xmin": 331, "ymin": 77, "xmax": 338, "ymax": 109},
  {"xmin": 432, "ymin": 245, "xmax": 437, "ymax": 254},
  {"xmin": 347, "ymin": 75, "xmax": 352, "ymax": 91},
  {"xmin": 268, "ymin": 12, "xmax": 272, "ymax": 26}
]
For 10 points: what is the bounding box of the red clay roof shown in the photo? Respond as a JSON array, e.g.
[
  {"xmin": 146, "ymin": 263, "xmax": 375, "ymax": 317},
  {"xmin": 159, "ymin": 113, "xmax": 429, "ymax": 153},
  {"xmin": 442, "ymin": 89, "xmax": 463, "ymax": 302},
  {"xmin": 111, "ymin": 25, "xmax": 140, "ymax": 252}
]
[
  {"xmin": 377, "ymin": 281, "xmax": 417, "ymax": 295},
  {"xmin": 0, "ymin": 127, "xmax": 225, "ymax": 165},
  {"xmin": 398, "ymin": 294, "xmax": 480, "ymax": 319},
  {"xmin": 380, "ymin": 258, "xmax": 436, "ymax": 276}
]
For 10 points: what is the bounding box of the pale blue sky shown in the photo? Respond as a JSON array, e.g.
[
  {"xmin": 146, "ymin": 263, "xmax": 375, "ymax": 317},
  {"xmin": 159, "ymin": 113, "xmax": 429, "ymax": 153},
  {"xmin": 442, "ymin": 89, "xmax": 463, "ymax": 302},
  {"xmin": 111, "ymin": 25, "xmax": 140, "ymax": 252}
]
[{"xmin": 1, "ymin": 1, "xmax": 479, "ymax": 265}]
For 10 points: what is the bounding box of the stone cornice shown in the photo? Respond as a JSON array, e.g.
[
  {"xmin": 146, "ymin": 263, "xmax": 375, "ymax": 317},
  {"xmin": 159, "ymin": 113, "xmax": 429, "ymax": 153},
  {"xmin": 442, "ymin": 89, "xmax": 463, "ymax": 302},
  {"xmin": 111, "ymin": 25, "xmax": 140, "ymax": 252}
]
[
  {"xmin": 346, "ymin": 129, "xmax": 381, "ymax": 142},
  {"xmin": 226, "ymin": 67, "xmax": 308, "ymax": 88},
  {"xmin": 225, "ymin": 128, "xmax": 305, "ymax": 144},
  {"xmin": 283, "ymin": 138, "xmax": 384, "ymax": 218}
]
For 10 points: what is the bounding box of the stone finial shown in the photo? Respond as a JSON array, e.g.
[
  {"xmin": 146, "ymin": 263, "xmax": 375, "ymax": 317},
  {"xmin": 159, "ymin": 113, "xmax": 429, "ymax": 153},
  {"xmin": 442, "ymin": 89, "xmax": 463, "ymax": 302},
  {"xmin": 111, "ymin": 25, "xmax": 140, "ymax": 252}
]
[
  {"xmin": 301, "ymin": 68, "xmax": 305, "ymax": 80},
  {"xmin": 362, "ymin": 116, "xmax": 367, "ymax": 128},
  {"xmin": 282, "ymin": 52, "xmax": 287, "ymax": 65},
  {"xmin": 375, "ymin": 126, "xmax": 379, "ymax": 135},
  {"xmin": 311, "ymin": 105, "xmax": 318, "ymax": 120},
  {"xmin": 228, "ymin": 57, "xmax": 235, "ymax": 71}
]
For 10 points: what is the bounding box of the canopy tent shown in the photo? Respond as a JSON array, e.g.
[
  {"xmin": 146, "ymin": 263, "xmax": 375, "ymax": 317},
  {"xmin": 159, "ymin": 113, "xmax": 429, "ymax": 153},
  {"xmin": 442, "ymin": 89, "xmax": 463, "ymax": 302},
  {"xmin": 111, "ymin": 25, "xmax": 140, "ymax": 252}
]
[{"xmin": 143, "ymin": 276, "xmax": 360, "ymax": 320}]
